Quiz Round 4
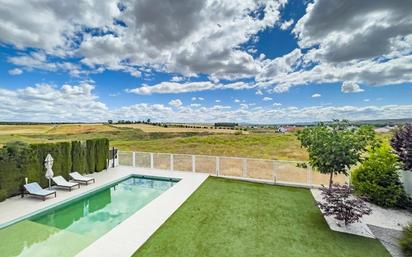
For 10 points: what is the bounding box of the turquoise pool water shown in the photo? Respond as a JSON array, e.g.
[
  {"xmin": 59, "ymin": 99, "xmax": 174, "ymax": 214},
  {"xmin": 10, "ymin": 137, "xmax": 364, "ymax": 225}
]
[{"xmin": 0, "ymin": 176, "xmax": 178, "ymax": 257}]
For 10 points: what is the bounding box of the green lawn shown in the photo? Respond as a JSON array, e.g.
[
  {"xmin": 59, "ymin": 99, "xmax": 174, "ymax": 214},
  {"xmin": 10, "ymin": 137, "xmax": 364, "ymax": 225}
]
[{"xmin": 133, "ymin": 177, "xmax": 390, "ymax": 257}]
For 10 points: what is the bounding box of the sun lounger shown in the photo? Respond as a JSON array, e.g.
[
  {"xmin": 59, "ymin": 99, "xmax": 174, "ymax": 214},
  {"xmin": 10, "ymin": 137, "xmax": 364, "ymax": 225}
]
[
  {"xmin": 23, "ymin": 182, "xmax": 56, "ymax": 201},
  {"xmin": 52, "ymin": 176, "xmax": 80, "ymax": 191},
  {"xmin": 69, "ymin": 172, "xmax": 95, "ymax": 185}
]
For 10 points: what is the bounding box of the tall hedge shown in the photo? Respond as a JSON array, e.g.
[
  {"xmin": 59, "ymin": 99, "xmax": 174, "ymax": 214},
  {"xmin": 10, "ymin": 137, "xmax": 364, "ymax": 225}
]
[
  {"xmin": 0, "ymin": 138, "xmax": 109, "ymax": 201},
  {"xmin": 95, "ymin": 138, "xmax": 109, "ymax": 172},
  {"xmin": 0, "ymin": 142, "xmax": 36, "ymax": 201},
  {"xmin": 86, "ymin": 139, "xmax": 96, "ymax": 173},
  {"xmin": 71, "ymin": 141, "xmax": 86, "ymax": 174},
  {"xmin": 30, "ymin": 142, "xmax": 72, "ymax": 187}
]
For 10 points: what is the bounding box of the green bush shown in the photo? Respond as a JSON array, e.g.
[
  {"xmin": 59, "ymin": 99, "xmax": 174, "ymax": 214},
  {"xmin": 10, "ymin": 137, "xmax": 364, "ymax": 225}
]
[
  {"xmin": 352, "ymin": 144, "xmax": 409, "ymax": 208},
  {"xmin": 400, "ymin": 224, "xmax": 412, "ymax": 257}
]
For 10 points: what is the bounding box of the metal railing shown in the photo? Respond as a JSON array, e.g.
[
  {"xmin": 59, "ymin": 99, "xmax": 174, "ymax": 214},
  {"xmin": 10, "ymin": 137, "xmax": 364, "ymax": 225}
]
[{"xmin": 117, "ymin": 151, "xmax": 348, "ymax": 188}]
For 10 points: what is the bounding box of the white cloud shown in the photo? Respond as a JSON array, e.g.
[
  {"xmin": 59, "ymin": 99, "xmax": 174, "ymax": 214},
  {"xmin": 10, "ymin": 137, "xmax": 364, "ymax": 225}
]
[
  {"xmin": 1, "ymin": 83, "xmax": 411, "ymax": 123},
  {"xmin": 171, "ymin": 76, "xmax": 184, "ymax": 82},
  {"xmin": 215, "ymin": 100, "xmax": 221, "ymax": 103},
  {"xmin": 255, "ymin": 89, "xmax": 263, "ymax": 95},
  {"xmin": 0, "ymin": 0, "xmax": 286, "ymax": 80},
  {"xmin": 168, "ymin": 99, "xmax": 183, "ymax": 108},
  {"xmin": 273, "ymin": 102, "xmax": 282, "ymax": 106},
  {"xmin": 255, "ymin": 0, "xmax": 412, "ymax": 94},
  {"xmin": 234, "ymin": 99, "xmax": 241, "ymax": 103},
  {"xmin": 262, "ymin": 97, "xmax": 273, "ymax": 101},
  {"xmin": 112, "ymin": 103, "xmax": 412, "ymax": 124},
  {"xmin": 198, "ymin": 97, "xmax": 204, "ymax": 101},
  {"xmin": 0, "ymin": 82, "xmax": 107, "ymax": 122},
  {"xmin": 0, "ymin": 1, "xmax": 120, "ymax": 55},
  {"xmin": 128, "ymin": 81, "xmax": 253, "ymax": 95},
  {"xmin": 294, "ymin": 0, "xmax": 412, "ymax": 63},
  {"xmin": 8, "ymin": 68, "xmax": 23, "ymax": 75},
  {"xmin": 341, "ymin": 81, "xmax": 364, "ymax": 93},
  {"xmin": 364, "ymin": 99, "xmax": 370, "ymax": 102},
  {"xmin": 190, "ymin": 103, "xmax": 201, "ymax": 107},
  {"xmin": 312, "ymin": 93, "xmax": 321, "ymax": 98},
  {"xmin": 280, "ymin": 19, "xmax": 294, "ymax": 30}
]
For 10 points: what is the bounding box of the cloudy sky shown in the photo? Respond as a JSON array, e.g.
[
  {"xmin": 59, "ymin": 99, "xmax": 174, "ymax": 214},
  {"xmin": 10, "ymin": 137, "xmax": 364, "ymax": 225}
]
[{"xmin": 0, "ymin": 0, "xmax": 411, "ymax": 124}]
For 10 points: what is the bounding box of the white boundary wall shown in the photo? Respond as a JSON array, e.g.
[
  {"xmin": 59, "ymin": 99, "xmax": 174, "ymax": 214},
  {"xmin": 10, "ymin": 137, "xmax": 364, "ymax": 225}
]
[
  {"xmin": 117, "ymin": 150, "xmax": 349, "ymax": 188},
  {"xmin": 401, "ymin": 170, "xmax": 412, "ymax": 197}
]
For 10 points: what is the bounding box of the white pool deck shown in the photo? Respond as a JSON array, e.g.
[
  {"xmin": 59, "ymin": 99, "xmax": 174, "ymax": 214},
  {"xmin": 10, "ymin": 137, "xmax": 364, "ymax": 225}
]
[{"xmin": 0, "ymin": 166, "xmax": 209, "ymax": 257}]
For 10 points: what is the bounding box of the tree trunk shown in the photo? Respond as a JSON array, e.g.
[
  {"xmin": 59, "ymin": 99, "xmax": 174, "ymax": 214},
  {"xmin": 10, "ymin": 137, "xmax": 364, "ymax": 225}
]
[{"xmin": 328, "ymin": 172, "xmax": 333, "ymax": 190}]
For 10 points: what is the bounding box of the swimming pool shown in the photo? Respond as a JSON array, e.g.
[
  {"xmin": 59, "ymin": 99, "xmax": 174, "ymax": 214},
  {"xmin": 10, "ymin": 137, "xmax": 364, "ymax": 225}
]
[{"xmin": 0, "ymin": 175, "xmax": 178, "ymax": 257}]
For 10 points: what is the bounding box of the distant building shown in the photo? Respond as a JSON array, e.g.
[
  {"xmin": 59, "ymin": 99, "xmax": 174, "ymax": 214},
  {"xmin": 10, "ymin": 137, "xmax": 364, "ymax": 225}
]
[
  {"xmin": 214, "ymin": 122, "xmax": 238, "ymax": 128},
  {"xmin": 374, "ymin": 126, "xmax": 394, "ymax": 133},
  {"xmin": 277, "ymin": 127, "xmax": 288, "ymax": 133}
]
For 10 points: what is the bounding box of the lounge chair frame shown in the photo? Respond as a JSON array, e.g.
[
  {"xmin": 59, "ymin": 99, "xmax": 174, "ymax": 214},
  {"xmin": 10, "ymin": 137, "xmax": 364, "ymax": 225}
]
[{"xmin": 69, "ymin": 172, "xmax": 95, "ymax": 185}]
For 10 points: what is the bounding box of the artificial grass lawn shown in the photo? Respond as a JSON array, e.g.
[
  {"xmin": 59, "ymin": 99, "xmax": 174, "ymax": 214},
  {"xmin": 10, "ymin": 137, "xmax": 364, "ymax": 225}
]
[{"xmin": 133, "ymin": 177, "xmax": 390, "ymax": 257}]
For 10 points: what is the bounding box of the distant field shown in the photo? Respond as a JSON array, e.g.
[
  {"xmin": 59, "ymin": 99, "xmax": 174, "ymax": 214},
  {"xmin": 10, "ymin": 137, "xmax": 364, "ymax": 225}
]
[
  {"xmin": 113, "ymin": 133, "xmax": 308, "ymax": 160},
  {"xmin": 0, "ymin": 123, "xmax": 392, "ymax": 161},
  {"xmin": 113, "ymin": 123, "xmax": 244, "ymax": 134},
  {"xmin": 0, "ymin": 124, "xmax": 53, "ymax": 135}
]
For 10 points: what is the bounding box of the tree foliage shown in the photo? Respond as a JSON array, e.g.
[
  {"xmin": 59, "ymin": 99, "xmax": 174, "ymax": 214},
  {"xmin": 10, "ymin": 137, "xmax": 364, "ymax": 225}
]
[
  {"xmin": 391, "ymin": 123, "xmax": 412, "ymax": 171},
  {"xmin": 352, "ymin": 144, "xmax": 410, "ymax": 208},
  {"xmin": 317, "ymin": 183, "xmax": 372, "ymax": 226},
  {"xmin": 297, "ymin": 121, "xmax": 377, "ymax": 188}
]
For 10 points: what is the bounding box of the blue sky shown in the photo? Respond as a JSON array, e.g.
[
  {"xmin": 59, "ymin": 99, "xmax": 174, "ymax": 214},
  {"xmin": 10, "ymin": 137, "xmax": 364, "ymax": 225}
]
[{"xmin": 0, "ymin": 0, "xmax": 411, "ymax": 123}]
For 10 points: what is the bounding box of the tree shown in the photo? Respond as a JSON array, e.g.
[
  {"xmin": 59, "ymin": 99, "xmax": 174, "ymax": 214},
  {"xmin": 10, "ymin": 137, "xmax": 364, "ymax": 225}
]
[
  {"xmin": 317, "ymin": 183, "xmax": 372, "ymax": 226},
  {"xmin": 352, "ymin": 144, "xmax": 410, "ymax": 208},
  {"xmin": 391, "ymin": 123, "xmax": 412, "ymax": 171},
  {"xmin": 297, "ymin": 121, "xmax": 377, "ymax": 189},
  {"xmin": 107, "ymin": 120, "xmax": 113, "ymax": 124}
]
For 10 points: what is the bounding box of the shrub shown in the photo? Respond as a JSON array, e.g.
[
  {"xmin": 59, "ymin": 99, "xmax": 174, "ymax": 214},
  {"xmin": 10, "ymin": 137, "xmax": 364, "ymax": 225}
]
[
  {"xmin": 400, "ymin": 224, "xmax": 412, "ymax": 257},
  {"xmin": 391, "ymin": 123, "xmax": 412, "ymax": 171},
  {"xmin": 317, "ymin": 183, "xmax": 371, "ymax": 225},
  {"xmin": 352, "ymin": 144, "xmax": 409, "ymax": 208}
]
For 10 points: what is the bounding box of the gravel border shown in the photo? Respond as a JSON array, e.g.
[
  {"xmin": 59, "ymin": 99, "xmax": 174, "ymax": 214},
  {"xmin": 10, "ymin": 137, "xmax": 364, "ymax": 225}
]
[{"xmin": 368, "ymin": 224, "xmax": 404, "ymax": 257}]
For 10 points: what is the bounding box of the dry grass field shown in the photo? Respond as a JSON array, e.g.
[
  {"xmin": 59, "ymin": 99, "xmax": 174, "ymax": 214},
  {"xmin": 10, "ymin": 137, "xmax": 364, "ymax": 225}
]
[
  {"xmin": 113, "ymin": 123, "xmax": 245, "ymax": 134},
  {"xmin": 0, "ymin": 125, "xmax": 53, "ymax": 135},
  {"xmin": 0, "ymin": 123, "xmax": 391, "ymax": 162}
]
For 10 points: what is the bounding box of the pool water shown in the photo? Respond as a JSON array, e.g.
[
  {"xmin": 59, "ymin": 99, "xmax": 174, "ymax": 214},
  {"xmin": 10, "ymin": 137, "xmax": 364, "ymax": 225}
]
[{"xmin": 0, "ymin": 176, "xmax": 177, "ymax": 257}]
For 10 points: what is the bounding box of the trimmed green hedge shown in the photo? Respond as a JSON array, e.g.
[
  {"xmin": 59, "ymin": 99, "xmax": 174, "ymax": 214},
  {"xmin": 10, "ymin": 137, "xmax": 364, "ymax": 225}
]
[{"xmin": 0, "ymin": 138, "xmax": 109, "ymax": 201}]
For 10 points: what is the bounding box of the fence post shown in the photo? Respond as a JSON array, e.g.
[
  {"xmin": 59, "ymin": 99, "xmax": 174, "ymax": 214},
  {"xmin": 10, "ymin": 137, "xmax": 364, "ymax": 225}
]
[
  {"xmin": 272, "ymin": 160, "xmax": 277, "ymax": 183},
  {"xmin": 150, "ymin": 153, "xmax": 154, "ymax": 169},
  {"xmin": 243, "ymin": 158, "xmax": 247, "ymax": 177},
  {"xmin": 170, "ymin": 154, "xmax": 174, "ymax": 171},
  {"xmin": 216, "ymin": 157, "xmax": 220, "ymax": 176},
  {"xmin": 307, "ymin": 164, "xmax": 312, "ymax": 187},
  {"xmin": 117, "ymin": 150, "xmax": 120, "ymax": 166},
  {"xmin": 192, "ymin": 155, "xmax": 196, "ymax": 172},
  {"xmin": 132, "ymin": 152, "xmax": 136, "ymax": 167}
]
